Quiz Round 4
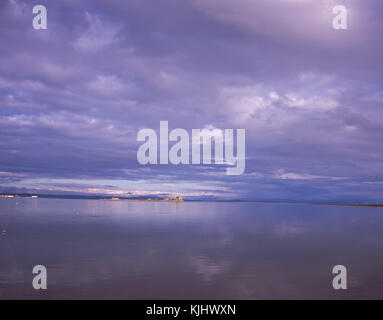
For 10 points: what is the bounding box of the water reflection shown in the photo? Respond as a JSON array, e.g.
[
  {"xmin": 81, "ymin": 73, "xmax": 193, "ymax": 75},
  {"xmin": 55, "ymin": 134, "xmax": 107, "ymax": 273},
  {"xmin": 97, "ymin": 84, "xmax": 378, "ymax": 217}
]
[{"xmin": 1, "ymin": 199, "xmax": 383, "ymax": 299}]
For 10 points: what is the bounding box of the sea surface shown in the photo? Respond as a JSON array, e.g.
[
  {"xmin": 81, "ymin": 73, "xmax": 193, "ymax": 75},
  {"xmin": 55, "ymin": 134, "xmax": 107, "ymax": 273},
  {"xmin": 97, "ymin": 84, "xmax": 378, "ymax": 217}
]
[{"xmin": 1, "ymin": 198, "xmax": 383, "ymax": 299}]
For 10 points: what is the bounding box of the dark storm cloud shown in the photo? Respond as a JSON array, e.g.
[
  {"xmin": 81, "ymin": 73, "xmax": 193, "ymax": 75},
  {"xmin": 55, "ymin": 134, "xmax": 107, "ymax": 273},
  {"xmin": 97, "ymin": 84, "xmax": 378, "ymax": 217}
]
[{"xmin": 0, "ymin": 0, "xmax": 383, "ymax": 201}]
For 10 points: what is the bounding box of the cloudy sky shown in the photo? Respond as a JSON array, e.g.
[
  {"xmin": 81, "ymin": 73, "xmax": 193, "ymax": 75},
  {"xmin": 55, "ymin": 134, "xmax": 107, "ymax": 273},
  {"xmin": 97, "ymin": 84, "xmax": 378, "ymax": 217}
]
[{"xmin": 1, "ymin": 0, "xmax": 383, "ymax": 201}]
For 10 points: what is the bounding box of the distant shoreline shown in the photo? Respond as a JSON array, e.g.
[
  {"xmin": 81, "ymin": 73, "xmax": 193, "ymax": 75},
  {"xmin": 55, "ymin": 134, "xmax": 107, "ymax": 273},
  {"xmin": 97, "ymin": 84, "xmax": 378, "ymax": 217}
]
[
  {"xmin": 99, "ymin": 198, "xmax": 184, "ymax": 202},
  {"xmin": 0, "ymin": 194, "xmax": 186, "ymax": 202},
  {"xmin": 1, "ymin": 194, "xmax": 383, "ymax": 206},
  {"xmin": 311, "ymin": 203, "xmax": 383, "ymax": 207}
]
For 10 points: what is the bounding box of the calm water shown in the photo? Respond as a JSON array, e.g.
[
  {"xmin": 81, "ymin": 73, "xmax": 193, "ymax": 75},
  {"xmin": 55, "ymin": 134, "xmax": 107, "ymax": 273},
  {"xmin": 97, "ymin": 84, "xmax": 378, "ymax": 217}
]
[{"xmin": 1, "ymin": 198, "xmax": 383, "ymax": 299}]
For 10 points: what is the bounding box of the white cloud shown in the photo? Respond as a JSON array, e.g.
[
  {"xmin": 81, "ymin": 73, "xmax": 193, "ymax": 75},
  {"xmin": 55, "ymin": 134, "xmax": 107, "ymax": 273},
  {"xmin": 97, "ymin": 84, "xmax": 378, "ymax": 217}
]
[
  {"xmin": 194, "ymin": 0, "xmax": 357, "ymax": 46},
  {"xmin": 74, "ymin": 12, "xmax": 119, "ymax": 51},
  {"xmin": 219, "ymin": 74, "xmax": 340, "ymax": 126},
  {"xmin": 88, "ymin": 75, "xmax": 123, "ymax": 92},
  {"xmin": 158, "ymin": 72, "xmax": 179, "ymax": 87},
  {"xmin": 273, "ymin": 169, "xmax": 347, "ymax": 181}
]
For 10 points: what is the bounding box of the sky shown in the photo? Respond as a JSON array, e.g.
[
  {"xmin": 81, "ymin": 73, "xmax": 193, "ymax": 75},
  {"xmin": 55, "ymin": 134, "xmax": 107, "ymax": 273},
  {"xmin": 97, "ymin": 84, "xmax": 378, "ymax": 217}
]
[{"xmin": 0, "ymin": 0, "xmax": 383, "ymax": 201}]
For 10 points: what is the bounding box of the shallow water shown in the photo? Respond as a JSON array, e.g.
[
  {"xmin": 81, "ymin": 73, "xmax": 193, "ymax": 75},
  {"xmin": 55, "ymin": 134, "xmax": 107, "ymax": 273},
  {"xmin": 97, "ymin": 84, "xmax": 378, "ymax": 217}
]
[{"xmin": 1, "ymin": 198, "xmax": 383, "ymax": 299}]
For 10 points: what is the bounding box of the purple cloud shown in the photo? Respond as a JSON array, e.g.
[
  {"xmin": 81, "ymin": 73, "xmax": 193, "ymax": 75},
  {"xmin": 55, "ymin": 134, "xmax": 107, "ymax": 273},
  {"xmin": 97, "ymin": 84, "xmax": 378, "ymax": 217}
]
[{"xmin": 0, "ymin": 0, "xmax": 383, "ymax": 201}]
